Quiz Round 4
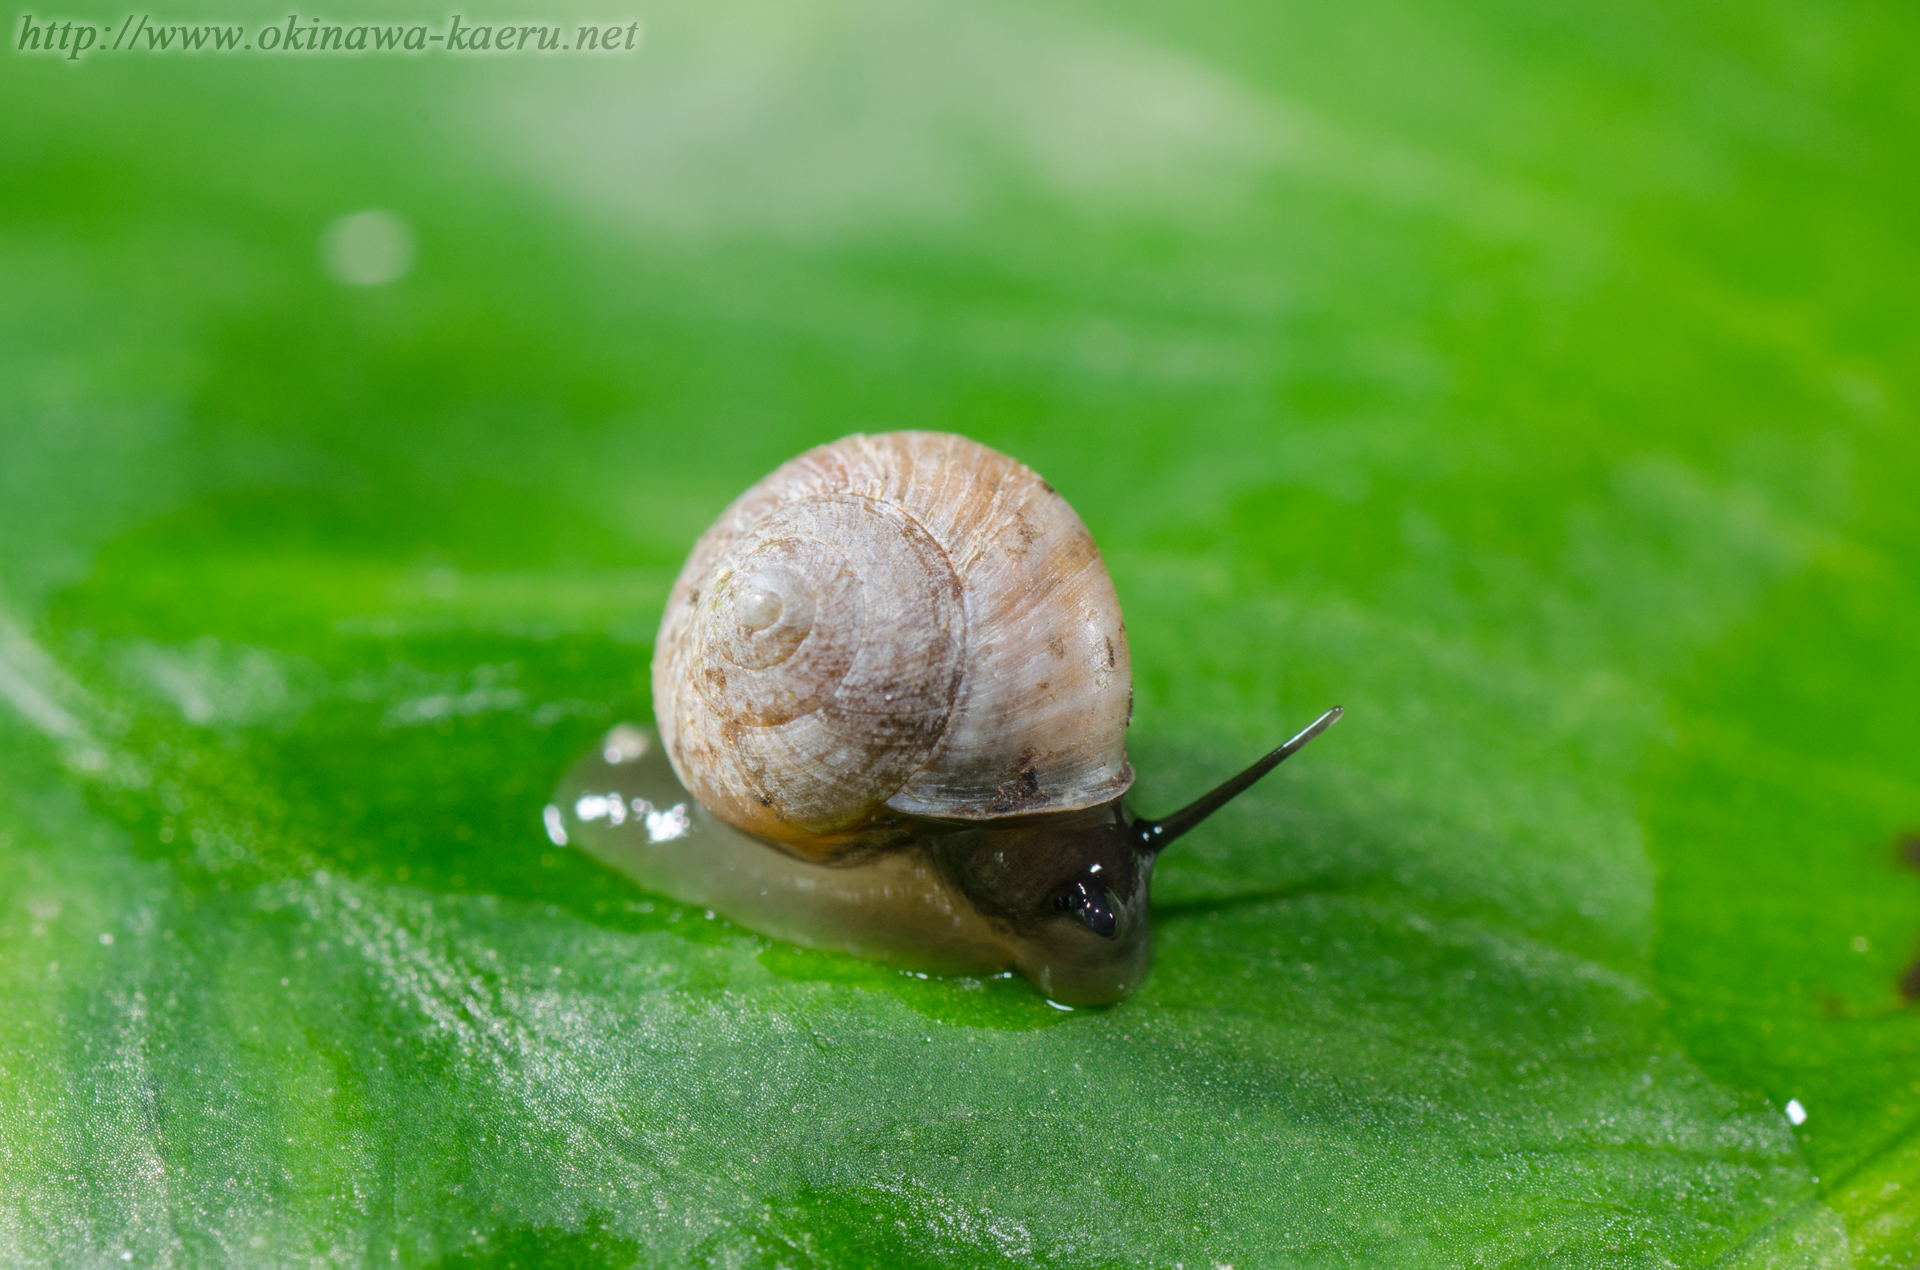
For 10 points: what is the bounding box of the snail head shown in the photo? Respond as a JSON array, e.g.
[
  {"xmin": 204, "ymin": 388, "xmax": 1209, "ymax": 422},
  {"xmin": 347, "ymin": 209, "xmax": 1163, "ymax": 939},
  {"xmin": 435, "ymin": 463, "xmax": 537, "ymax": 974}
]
[{"xmin": 932, "ymin": 706, "xmax": 1343, "ymax": 1005}]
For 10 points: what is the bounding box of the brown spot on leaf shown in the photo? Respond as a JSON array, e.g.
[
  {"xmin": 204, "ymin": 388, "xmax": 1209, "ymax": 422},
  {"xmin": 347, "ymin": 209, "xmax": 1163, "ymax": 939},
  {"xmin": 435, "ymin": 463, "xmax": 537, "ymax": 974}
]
[
  {"xmin": 1104, "ymin": 636, "xmax": 1115, "ymax": 669},
  {"xmin": 1047, "ymin": 635, "xmax": 1066, "ymax": 658}
]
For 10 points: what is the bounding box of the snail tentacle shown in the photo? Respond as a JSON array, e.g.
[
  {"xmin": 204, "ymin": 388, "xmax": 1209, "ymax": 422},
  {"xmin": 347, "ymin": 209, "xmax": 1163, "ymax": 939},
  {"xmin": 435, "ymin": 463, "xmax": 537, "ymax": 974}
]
[{"xmin": 1137, "ymin": 706, "xmax": 1344, "ymax": 854}]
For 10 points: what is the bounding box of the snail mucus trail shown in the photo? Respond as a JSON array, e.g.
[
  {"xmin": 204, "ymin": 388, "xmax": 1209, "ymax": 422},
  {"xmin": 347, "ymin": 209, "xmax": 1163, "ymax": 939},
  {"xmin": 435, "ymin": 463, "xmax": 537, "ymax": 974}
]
[{"xmin": 547, "ymin": 432, "xmax": 1342, "ymax": 1005}]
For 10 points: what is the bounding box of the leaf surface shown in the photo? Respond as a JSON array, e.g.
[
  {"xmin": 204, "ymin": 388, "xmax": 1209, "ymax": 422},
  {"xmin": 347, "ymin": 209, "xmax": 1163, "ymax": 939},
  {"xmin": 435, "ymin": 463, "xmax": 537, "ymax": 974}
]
[{"xmin": 2, "ymin": 0, "xmax": 1917, "ymax": 1265}]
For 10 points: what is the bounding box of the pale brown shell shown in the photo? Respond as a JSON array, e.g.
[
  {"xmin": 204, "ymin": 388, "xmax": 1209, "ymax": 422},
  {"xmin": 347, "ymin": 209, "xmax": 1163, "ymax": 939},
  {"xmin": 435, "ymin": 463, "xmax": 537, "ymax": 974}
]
[{"xmin": 652, "ymin": 432, "xmax": 1133, "ymax": 860}]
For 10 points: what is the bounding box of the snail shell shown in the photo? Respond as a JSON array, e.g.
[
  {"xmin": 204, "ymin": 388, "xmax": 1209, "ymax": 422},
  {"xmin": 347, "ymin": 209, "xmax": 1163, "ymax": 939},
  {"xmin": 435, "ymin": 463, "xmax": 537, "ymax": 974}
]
[{"xmin": 652, "ymin": 431, "xmax": 1133, "ymax": 858}]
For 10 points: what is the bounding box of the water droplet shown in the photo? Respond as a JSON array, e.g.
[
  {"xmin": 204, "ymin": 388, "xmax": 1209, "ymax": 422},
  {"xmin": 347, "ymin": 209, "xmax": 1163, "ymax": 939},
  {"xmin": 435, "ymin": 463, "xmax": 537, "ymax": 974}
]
[
  {"xmin": 321, "ymin": 209, "xmax": 413, "ymax": 286},
  {"xmin": 603, "ymin": 724, "xmax": 649, "ymax": 764}
]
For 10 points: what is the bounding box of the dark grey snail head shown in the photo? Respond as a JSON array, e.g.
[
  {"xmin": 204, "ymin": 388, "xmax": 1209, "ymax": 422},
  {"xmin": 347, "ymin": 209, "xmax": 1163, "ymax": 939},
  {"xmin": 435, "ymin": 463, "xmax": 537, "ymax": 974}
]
[
  {"xmin": 929, "ymin": 800, "xmax": 1154, "ymax": 1003},
  {"xmin": 928, "ymin": 705, "xmax": 1344, "ymax": 1003}
]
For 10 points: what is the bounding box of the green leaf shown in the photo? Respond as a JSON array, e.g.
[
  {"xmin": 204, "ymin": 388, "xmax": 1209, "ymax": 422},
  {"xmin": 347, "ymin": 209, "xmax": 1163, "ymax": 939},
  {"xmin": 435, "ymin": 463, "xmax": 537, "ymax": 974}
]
[{"xmin": 3, "ymin": 0, "xmax": 1917, "ymax": 1264}]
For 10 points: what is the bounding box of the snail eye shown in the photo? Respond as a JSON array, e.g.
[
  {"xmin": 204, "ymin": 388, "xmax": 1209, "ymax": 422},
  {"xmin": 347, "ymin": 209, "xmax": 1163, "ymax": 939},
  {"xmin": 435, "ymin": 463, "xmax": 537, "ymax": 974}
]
[{"xmin": 1052, "ymin": 878, "xmax": 1119, "ymax": 939}]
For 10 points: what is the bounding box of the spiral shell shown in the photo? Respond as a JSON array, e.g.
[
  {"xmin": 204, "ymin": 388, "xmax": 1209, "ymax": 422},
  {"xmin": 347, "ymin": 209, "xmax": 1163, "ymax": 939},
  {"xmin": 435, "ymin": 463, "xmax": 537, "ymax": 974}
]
[{"xmin": 653, "ymin": 432, "xmax": 1133, "ymax": 860}]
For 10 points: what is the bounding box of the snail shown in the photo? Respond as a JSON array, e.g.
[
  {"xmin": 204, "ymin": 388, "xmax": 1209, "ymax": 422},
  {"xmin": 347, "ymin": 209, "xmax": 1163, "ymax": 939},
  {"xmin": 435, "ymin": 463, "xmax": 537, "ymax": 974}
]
[{"xmin": 549, "ymin": 432, "xmax": 1339, "ymax": 1004}]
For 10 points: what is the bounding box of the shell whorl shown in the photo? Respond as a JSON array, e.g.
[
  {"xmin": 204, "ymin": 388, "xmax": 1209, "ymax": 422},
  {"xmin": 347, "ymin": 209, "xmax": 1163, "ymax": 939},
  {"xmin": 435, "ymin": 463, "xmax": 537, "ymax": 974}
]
[{"xmin": 654, "ymin": 432, "xmax": 1133, "ymax": 859}]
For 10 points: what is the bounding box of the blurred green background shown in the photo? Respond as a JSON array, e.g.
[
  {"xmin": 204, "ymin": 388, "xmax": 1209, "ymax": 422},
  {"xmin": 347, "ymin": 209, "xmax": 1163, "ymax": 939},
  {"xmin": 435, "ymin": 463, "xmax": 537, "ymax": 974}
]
[{"xmin": 3, "ymin": 0, "xmax": 1918, "ymax": 1265}]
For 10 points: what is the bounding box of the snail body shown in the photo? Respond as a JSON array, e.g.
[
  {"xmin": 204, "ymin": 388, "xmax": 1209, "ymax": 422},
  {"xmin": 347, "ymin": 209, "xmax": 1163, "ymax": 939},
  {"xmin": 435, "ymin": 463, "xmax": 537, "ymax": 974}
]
[{"xmin": 552, "ymin": 433, "xmax": 1338, "ymax": 1004}]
